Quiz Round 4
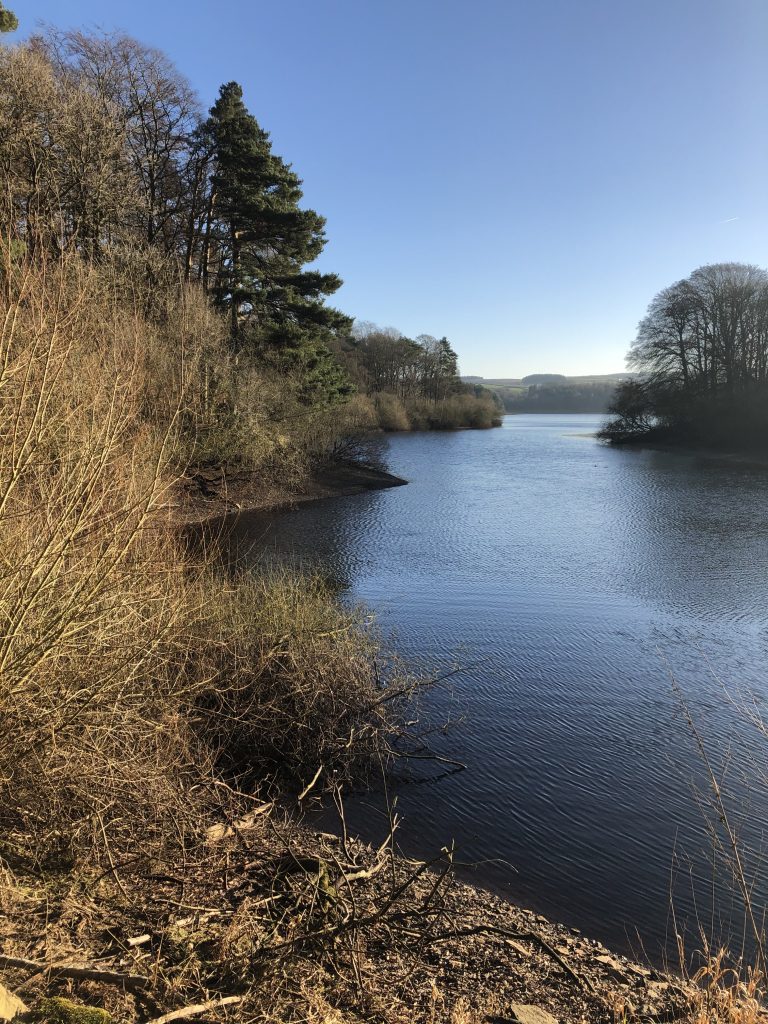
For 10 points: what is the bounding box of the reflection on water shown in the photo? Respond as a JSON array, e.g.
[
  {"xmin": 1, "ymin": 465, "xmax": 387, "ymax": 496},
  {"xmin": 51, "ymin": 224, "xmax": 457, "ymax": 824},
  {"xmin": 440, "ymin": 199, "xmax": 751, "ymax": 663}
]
[{"xmin": 226, "ymin": 415, "xmax": 768, "ymax": 962}]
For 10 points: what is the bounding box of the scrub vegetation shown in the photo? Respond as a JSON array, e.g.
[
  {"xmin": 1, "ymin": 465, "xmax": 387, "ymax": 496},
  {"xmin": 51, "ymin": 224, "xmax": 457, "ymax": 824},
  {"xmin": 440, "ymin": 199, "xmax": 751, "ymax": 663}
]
[
  {"xmin": 0, "ymin": 15, "xmax": 507, "ymax": 1023},
  {"xmin": 0, "ymin": 246, "xmax": 408, "ymax": 860}
]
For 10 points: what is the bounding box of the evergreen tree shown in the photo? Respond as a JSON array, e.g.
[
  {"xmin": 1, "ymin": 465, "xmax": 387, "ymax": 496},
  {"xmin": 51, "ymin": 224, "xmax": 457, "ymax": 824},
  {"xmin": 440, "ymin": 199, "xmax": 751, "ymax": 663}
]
[
  {"xmin": 199, "ymin": 82, "xmax": 352, "ymax": 404},
  {"xmin": 0, "ymin": 3, "xmax": 18, "ymax": 33}
]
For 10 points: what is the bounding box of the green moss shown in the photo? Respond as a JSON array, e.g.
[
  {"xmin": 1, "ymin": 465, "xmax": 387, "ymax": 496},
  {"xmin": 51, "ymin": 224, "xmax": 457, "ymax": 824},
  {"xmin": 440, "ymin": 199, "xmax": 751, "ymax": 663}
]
[{"xmin": 33, "ymin": 997, "xmax": 112, "ymax": 1024}]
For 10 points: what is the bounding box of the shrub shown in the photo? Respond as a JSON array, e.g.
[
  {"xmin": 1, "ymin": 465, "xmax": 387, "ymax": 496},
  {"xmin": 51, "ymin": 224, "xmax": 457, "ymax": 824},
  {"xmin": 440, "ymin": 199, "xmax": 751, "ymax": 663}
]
[
  {"xmin": 404, "ymin": 394, "xmax": 502, "ymax": 430},
  {"xmin": 373, "ymin": 392, "xmax": 410, "ymax": 431},
  {"xmin": 0, "ymin": 248, "xmax": 400, "ymax": 866},
  {"xmin": 0, "ymin": 249, "xmax": 212, "ymax": 861},
  {"xmin": 195, "ymin": 570, "xmax": 398, "ymax": 785}
]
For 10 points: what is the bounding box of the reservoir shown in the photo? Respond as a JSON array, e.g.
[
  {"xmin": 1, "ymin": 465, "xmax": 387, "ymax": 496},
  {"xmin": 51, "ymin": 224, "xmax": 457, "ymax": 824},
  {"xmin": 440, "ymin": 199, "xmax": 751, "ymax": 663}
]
[{"xmin": 228, "ymin": 414, "xmax": 768, "ymax": 962}]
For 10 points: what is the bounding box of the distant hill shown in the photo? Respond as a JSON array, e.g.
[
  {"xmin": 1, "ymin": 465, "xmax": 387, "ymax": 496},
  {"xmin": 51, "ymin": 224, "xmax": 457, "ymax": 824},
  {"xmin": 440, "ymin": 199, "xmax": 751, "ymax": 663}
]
[
  {"xmin": 463, "ymin": 372, "xmax": 632, "ymax": 386},
  {"xmin": 521, "ymin": 373, "xmax": 567, "ymax": 385},
  {"xmin": 460, "ymin": 373, "xmax": 636, "ymax": 414}
]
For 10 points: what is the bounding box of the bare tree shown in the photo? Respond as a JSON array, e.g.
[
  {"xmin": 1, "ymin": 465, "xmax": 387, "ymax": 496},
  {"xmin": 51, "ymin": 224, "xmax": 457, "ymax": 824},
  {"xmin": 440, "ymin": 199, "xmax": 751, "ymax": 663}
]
[
  {"xmin": 31, "ymin": 29, "xmax": 202, "ymax": 255},
  {"xmin": 0, "ymin": 45, "xmax": 134, "ymax": 257}
]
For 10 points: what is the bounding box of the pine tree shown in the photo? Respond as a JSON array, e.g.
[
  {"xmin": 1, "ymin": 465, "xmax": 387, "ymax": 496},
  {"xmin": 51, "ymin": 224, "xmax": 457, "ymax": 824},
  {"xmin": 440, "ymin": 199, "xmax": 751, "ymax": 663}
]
[
  {"xmin": 0, "ymin": 3, "xmax": 18, "ymax": 33},
  {"xmin": 198, "ymin": 82, "xmax": 352, "ymax": 404}
]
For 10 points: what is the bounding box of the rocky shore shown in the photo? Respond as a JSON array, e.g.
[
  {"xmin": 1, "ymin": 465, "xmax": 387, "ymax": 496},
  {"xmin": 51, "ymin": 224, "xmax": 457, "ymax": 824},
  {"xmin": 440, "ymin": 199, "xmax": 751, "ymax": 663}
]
[{"xmin": 0, "ymin": 806, "xmax": 700, "ymax": 1024}]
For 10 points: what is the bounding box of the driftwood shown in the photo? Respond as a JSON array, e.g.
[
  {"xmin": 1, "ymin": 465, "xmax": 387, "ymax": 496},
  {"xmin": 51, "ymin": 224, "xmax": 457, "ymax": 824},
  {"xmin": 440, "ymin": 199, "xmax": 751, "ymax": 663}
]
[
  {"xmin": 142, "ymin": 995, "xmax": 243, "ymax": 1024},
  {"xmin": 0, "ymin": 953, "xmax": 149, "ymax": 990},
  {"xmin": 205, "ymin": 803, "xmax": 273, "ymax": 844}
]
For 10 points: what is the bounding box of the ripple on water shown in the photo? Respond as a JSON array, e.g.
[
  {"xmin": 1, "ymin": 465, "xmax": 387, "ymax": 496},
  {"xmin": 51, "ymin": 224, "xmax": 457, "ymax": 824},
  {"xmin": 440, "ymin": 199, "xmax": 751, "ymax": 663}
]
[{"xmin": 231, "ymin": 415, "xmax": 768, "ymax": 962}]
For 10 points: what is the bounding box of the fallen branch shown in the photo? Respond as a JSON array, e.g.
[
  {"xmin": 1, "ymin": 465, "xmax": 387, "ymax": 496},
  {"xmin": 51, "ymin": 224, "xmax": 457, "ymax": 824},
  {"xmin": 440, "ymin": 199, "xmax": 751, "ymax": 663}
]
[
  {"xmin": 0, "ymin": 953, "xmax": 149, "ymax": 990},
  {"xmin": 341, "ymin": 857, "xmax": 389, "ymax": 883},
  {"xmin": 205, "ymin": 803, "xmax": 274, "ymax": 844},
  {"xmin": 142, "ymin": 995, "xmax": 243, "ymax": 1024},
  {"xmin": 392, "ymin": 751, "xmax": 468, "ymax": 771}
]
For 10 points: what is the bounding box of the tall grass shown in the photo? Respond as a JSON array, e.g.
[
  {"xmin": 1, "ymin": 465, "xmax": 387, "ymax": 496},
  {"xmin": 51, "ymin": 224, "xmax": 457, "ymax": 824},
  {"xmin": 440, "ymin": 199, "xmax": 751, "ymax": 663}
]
[{"xmin": 671, "ymin": 682, "xmax": 768, "ymax": 1021}]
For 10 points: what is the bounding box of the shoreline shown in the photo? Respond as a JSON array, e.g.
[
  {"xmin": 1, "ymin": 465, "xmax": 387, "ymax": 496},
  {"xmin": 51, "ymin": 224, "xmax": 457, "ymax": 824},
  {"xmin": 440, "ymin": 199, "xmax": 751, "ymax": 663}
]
[
  {"xmin": 0, "ymin": 811, "xmax": 696, "ymax": 1024},
  {"xmin": 141, "ymin": 445, "xmax": 709, "ymax": 1023},
  {"xmin": 168, "ymin": 458, "xmax": 408, "ymax": 527}
]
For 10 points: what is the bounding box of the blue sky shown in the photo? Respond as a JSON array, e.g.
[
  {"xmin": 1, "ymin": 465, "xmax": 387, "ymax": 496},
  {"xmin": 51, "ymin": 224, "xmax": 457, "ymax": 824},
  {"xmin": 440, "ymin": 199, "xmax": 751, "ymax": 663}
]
[{"xmin": 12, "ymin": 0, "xmax": 768, "ymax": 376}]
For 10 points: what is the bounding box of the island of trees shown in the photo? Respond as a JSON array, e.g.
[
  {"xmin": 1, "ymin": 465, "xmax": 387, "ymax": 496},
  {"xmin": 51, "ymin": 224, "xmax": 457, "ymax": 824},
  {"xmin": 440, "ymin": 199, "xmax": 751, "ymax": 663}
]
[{"xmin": 601, "ymin": 262, "xmax": 768, "ymax": 451}]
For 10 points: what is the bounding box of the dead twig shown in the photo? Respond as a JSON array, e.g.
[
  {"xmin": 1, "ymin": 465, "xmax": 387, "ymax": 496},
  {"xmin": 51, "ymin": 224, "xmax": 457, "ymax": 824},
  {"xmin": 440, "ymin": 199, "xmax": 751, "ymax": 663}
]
[
  {"xmin": 142, "ymin": 995, "xmax": 243, "ymax": 1024},
  {"xmin": 297, "ymin": 765, "xmax": 324, "ymax": 802}
]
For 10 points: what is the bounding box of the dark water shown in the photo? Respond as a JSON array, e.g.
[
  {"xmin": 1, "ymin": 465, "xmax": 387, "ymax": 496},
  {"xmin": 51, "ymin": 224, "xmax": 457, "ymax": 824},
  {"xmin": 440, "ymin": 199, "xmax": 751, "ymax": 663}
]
[{"xmin": 228, "ymin": 414, "xmax": 768, "ymax": 963}]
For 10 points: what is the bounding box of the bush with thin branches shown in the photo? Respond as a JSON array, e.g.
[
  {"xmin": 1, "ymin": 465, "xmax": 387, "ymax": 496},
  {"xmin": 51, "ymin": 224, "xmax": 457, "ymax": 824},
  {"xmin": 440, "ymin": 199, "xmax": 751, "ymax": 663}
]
[{"xmin": 0, "ymin": 248, "xmax": 401, "ymax": 868}]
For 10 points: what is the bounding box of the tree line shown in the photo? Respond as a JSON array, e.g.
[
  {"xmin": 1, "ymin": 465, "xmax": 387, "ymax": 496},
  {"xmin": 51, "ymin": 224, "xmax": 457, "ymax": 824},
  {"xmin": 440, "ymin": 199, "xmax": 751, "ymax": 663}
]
[
  {"xmin": 502, "ymin": 381, "xmax": 620, "ymax": 414},
  {"xmin": 348, "ymin": 326, "xmax": 461, "ymax": 401},
  {"xmin": 601, "ymin": 262, "xmax": 768, "ymax": 449},
  {"xmin": 0, "ymin": 28, "xmax": 354, "ymax": 405},
  {"xmin": 0, "ymin": 22, "xmax": 499, "ymax": 435},
  {"xmin": 329, "ymin": 325, "xmax": 502, "ymax": 430}
]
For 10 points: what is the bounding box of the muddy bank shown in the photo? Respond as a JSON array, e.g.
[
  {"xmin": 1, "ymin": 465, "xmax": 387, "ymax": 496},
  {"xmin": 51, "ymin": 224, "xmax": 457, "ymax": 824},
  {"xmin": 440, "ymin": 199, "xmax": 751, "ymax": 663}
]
[{"xmin": 168, "ymin": 459, "xmax": 408, "ymax": 526}]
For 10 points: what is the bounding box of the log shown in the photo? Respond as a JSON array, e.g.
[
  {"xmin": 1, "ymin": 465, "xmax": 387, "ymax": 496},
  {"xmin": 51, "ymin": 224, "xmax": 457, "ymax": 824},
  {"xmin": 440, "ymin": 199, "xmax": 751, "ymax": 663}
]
[{"xmin": 0, "ymin": 954, "xmax": 149, "ymax": 990}]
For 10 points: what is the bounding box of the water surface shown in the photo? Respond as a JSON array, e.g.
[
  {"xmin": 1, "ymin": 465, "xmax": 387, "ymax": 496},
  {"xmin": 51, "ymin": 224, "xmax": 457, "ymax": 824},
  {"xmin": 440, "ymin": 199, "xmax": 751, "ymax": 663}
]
[{"xmin": 229, "ymin": 414, "xmax": 768, "ymax": 961}]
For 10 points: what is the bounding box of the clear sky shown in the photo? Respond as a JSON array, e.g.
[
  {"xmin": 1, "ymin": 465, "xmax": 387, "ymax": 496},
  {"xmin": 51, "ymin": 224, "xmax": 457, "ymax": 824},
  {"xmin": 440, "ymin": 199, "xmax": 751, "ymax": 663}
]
[{"xmin": 12, "ymin": 0, "xmax": 768, "ymax": 377}]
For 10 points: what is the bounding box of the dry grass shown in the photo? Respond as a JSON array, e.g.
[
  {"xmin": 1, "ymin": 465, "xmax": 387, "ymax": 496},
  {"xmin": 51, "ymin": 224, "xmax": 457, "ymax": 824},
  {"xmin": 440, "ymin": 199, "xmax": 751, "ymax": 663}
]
[
  {"xmin": 685, "ymin": 943, "xmax": 764, "ymax": 1024},
  {"xmin": 403, "ymin": 394, "xmax": 502, "ymax": 430},
  {"xmin": 0, "ymin": 247, "xmax": 407, "ymax": 872},
  {"xmin": 670, "ymin": 682, "xmax": 768, "ymax": 1022}
]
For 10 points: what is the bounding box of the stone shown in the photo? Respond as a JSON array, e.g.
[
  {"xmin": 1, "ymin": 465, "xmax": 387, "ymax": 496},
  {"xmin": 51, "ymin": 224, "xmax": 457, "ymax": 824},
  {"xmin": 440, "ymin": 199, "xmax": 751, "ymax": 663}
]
[
  {"xmin": 0, "ymin": 982, "xmax": 27, "ymax": 1022},
  {"xmin": 510, "ymin": 1004, "xmax": 559, "ymax": 1024},
  {"xmin": 594, "ymin": 953, "xmax": 631, "ymax": 982},
  {"xmin": 631, "ymin": 963, "xmax": 651, "ymax": 977}
]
